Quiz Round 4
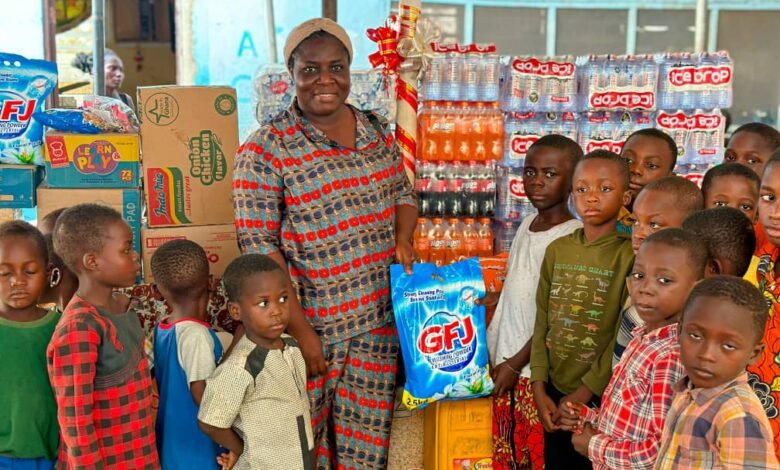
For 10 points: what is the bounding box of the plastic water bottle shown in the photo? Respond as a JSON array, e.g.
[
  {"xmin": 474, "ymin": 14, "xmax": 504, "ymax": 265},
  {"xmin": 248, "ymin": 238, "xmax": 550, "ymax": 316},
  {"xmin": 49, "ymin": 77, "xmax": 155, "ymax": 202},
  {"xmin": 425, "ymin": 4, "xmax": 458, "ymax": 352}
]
[
  {"xmin": 480, "ymin": 53, "xmax": 501, "ymax": 102},
  {"xmin": 495, "ymin": 165, "xmax": 527, "ymax": 221},
  {"xmin": 424, "ymin": 54, "xmax": 445, "ymax": 102},
  {"xmin": 656, "ymin": 53, "xmax": 674, "ymax": 110},
  {"xmin": 462, "ymin": 52, "xmax": 480, "ymax": 102},
  {"xmin": 715, "ymin": 51, "xmax": 734, "ymax": 109},
  {"xmin": 678, "ymin": 53, "xmax": 696, "ymax": 110},
  {"xmin": 494, "ymin": 220, "xmax": 521, "ymax": 254},
  {"xmin": 444, "ymin": 52, "xmax": 463, "ymax": 101},
  {"xmin": 698, "ymin": 52, "xmax": 716, "ymax": 110}
]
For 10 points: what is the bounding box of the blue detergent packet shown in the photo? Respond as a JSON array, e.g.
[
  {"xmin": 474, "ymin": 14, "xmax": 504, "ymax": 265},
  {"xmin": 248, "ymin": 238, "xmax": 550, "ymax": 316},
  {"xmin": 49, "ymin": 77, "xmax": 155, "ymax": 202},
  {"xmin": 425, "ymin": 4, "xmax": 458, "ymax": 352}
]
[
  {"xmin": 390, "ymin": 258, "xmax": 494, "ymax": 409},
  {"xmin": 0, "ymin": 53, "xmax": 58, "ymax": 165}
]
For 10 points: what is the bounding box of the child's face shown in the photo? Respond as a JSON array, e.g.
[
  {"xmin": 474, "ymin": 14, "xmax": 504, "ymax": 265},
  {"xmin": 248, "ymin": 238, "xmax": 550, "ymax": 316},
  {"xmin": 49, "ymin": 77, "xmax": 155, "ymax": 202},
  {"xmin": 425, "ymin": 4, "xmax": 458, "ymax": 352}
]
[
  {"xmin": 629, "ymin": 242, "xmax": 699, "ymax": 330},
  {"xmin": 621, "ymin": 135, "xmax": 675, "ymax": 204},
  {"xmin": 631, "ymin": 189, "xmax": 689, "ymax": 254},
  {"xmin": 90, "ymin": 220, "xmax": 139, "ymax": 288},
  {"xmin": 704, "ymin": 175, "xmax": 759, "ymax": 222},
  {"xmin": 679, "ymin": 295, "xmax": 763, "ymax": 389},
  {"xmin": 229, "ymin": 270, "xmax": 290, "ymax": 349},
  {"xmin": 0, "ymin": 236, "xmax": 47, "ymax": 311},
  {"xmin": 572, "ymin": 159, "xmax": 631, "ymax": 228},
  {"xmin": 759, "ymin": 163, "xmax": 780, "ymax": 246},
  {"xmin": 724, "ymin": 131, "xmax": 774, "ymax": 178},
  {"xmin": 522, "ymin": 146, "xmax": 573, "ymax": 212}
]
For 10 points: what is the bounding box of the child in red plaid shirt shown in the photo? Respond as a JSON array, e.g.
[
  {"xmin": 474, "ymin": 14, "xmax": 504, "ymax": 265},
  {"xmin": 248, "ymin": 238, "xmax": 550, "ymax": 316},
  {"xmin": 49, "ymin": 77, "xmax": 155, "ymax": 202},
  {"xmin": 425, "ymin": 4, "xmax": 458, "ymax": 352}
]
[
  {"xmin": 561, "ymin": 229, "xmax": 707, "ymax": 469},
  {"xmin": 47, "ymin": 204, "xmax": 160, "ymax": 469}
]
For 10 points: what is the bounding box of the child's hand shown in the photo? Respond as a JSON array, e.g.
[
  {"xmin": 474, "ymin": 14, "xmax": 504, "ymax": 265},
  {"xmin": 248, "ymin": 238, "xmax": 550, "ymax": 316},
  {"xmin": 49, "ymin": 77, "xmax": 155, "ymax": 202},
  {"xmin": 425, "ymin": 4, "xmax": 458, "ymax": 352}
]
[
  {"xmin": 571, "ymin": 422, "xmax": 596, "ymax": 457},
  {"xmin": 558, "ymin": 401, "xmax": 584, "ymax": 432},
  {"xmin": 476, "ymin": 292, "xmax": 500, "ymax": 307},
  {"xmin": 532, "ymin": 381, "xmax": 559, "ymax": 433},
  {"xmin": 217, "ymin": 450, "xmax": 240, "ymax": 470},
  {"xmin": 491, "ymin": 362, "xmax": 520, "ymax": 397}
]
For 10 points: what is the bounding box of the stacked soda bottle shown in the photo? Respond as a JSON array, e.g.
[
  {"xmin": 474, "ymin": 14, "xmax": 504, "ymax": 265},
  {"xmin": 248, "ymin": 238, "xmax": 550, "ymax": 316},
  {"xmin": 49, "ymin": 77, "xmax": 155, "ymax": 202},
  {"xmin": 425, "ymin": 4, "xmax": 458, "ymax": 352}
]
[
  {"xmin": 414, "ymin": 43, "xmax": 504, "ymax": 262},
  {"xmin": 413, "ymin": 217, "xmax": 495, "ymax": 267}
]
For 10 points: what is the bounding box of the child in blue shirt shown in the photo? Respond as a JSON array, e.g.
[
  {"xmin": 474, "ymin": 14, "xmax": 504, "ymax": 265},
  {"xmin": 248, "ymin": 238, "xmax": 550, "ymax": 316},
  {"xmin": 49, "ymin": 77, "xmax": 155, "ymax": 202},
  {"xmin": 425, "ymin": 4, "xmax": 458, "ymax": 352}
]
[{"xmin": 152, "ymin": 239, "xmax": 224, "ymax": 469}]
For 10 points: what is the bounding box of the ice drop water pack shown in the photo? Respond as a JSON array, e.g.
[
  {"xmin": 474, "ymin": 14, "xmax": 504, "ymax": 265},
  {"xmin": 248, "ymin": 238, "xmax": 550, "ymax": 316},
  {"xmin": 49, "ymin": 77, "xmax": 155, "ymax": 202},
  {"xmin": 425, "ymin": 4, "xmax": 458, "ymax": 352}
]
[
  {"xmin": 0, "ymin": 53, "xmax": 57, "ymax": 165},
  {"xmin": 390, "ymin": 258, "xmax": 493, "ymax": 409}
]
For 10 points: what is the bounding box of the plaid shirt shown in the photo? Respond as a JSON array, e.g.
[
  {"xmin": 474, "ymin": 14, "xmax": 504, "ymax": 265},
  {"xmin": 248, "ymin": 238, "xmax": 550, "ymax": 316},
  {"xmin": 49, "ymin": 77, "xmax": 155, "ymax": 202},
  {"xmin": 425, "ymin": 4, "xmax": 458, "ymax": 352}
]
[
  {"xmin": 47, "ymin": 296, "xmax": 159, "ymax": 469},
  {"xmin": 655, "ymin": 373, "xmax": 779, "ymax": 470},
  {"xmin": 583, "ymin": 323, "xmax": 684, "ymax": 470}
]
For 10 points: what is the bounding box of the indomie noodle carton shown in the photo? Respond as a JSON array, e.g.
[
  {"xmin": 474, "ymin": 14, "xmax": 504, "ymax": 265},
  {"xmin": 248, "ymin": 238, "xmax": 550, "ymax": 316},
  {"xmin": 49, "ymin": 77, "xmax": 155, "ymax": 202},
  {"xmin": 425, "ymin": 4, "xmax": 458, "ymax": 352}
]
[{"xmin": 391, "ymin": 258, "xmax": 493, "ymax": 410}]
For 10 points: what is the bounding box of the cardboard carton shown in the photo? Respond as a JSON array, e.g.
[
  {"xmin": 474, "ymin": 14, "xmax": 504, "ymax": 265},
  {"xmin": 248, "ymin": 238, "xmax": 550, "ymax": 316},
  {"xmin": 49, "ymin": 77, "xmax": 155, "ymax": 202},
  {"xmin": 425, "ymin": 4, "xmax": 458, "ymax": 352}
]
[
  {"xmin": 140, "ymin": 224, "xmax": 240, "ymax": 282},
  {"xmin": 137, "ymin": 86, "xmax": 238, "ymax": 227},
  {"xmin": 0, "ymin": 164, "xmax": 43, "ymax": 208},
  {"xmin": 44, "ymin": 132, "xmax": 140, "ymax": 188},
  {"xmin": 37, "ymin": 187, "xmax": 142, "ymax": 255}
]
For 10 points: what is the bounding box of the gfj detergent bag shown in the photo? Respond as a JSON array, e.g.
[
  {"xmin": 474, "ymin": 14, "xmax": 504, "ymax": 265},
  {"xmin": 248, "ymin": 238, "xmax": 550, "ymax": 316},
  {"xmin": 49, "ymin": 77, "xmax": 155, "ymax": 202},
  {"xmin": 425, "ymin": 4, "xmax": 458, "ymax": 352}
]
[
  {"xmin": 0, "ymin": 53, "xmax": 57, "ymax": 165},
  {"xmin": 391, "ymin": 258, "xmax": 494, "ymax": 409}
]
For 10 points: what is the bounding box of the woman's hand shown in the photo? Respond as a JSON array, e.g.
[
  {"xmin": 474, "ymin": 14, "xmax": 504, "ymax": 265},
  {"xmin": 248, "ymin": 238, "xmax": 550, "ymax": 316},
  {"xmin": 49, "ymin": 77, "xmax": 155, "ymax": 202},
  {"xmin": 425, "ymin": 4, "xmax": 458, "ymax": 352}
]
[
  {"xmin": 396, "ymin": 239, "xmax": 415, "ymax": 274},
  {"xmin": 297, "ymin": 325, "xmax": 328, "ymax": 377}
]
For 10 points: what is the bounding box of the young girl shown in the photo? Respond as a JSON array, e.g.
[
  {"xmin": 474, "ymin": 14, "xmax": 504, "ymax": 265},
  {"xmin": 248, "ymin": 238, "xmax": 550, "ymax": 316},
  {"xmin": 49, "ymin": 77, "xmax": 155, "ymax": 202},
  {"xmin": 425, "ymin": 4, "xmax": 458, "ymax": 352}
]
[
  {"xmin": 0, "ymin": 221, "xmax": 61, "ymax": 469},
  {"xmin": 485, "ymin": 135, "xmax": 583, "ymax": 469},
  {"xmin": 749, "ymin": 151, "xmax": 780, "ymax": 460}
]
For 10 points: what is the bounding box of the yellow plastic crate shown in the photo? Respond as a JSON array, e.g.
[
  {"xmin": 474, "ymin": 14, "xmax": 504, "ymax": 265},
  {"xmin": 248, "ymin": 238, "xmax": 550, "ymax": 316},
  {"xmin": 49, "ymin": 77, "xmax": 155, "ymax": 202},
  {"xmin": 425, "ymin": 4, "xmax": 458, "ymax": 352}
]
[{"xmin": 423, "ymin": 398, "xmax": 494, "ymax": 469}]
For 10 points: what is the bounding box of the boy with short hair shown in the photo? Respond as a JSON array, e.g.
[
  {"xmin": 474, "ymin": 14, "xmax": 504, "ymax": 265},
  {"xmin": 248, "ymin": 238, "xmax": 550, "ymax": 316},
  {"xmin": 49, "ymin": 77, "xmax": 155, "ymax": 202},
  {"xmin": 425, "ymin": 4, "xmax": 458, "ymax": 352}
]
[
  {"xmin": 486, "ymin": 134, "xmax": 583, "ymax": 469},
  {"xmin": 620, "ymin": 128, "xmax": 678, "ymax": 211},
  {"xmin": 701, "ymin": 162, "xmax": 761, "ymax": 222},
  {"xmin": 562, "ymin": 229, "xmax": 707, "ymax": 469},
  {"xmin": 152, "ymin": 239, "xmax": 224, "ymax": 469},
  {"xmin": 724, "ymin": 122, "xmax": 780, "ymax": 177},
  {"xmin": 530, "ymin": 150, "xmax": 635, "ymax": 469},
  {"xmin": 682, "ymin": 207, "xmax": 757, "ymax": 278},
  {"xmin": 655, "ymin": 276, "xmax": 779, "ymax": 469},
  {"xmin": 48, "ymin": 204, "xmax": 159, "ymax": 468},
  {"xmin": 613, "ymin": 176, "xmax": 703, "ymax": 364},
  {"xmin": 198, "ymin": 254, "xmax": 313, "ymax": 470}
]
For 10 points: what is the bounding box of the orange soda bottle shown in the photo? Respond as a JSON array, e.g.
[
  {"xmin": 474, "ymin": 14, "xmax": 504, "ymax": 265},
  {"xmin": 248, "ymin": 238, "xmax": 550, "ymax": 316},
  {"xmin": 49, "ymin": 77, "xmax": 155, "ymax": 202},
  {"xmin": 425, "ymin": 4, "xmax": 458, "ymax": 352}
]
[
  {"xmin": 462, "ymin": 217, "xmax": 479, "ymax": 258},
  {"xmin": 428, "ymin": 217, "xmax": 447, "ymax": 266},
  {"xmin": 413, "ymin": 218, "xmax": 431, "ymax": 262},
  {"xmin": 445, "ymin": 218, "xmax": 465, "ymax": 264},
  {"xmin": 455, "ymin": 102, "xmax": 472, "ymax": 161},
  {"xmin": 471, "ymin": 103, "xmax": 487, "ymax": 161},
  {"xmin": 440, "ymin": 102, "xmax": 455, "ymax": 160},
  {"xmin": 477, "ymin": 217, "xmax": 494, "ymax": 257},
  {"xmin": 487, "ymin": 103, "xmax": 504, "ymax": 161}
]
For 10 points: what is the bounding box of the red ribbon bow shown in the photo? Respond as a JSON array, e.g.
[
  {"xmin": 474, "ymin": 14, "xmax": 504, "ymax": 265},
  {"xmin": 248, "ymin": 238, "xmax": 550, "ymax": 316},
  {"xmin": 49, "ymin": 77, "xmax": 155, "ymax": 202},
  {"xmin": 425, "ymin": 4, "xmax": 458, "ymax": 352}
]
[{"xmin": 367, "ymin": 20, "xmax": 401, "ymax": 74}]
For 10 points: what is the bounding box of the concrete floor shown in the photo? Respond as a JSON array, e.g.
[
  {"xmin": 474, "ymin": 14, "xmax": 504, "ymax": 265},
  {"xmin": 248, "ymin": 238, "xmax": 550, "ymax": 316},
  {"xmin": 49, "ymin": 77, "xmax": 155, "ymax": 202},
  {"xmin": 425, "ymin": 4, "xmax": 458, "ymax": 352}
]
[{"xmin": 387, "ymin": 406, "xmax": 425, "ymax": 470}]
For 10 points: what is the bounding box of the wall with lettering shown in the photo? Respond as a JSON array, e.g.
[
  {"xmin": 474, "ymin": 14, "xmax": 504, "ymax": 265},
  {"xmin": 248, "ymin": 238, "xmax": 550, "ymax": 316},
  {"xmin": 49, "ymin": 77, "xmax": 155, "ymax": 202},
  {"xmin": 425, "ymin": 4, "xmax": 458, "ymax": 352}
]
[{"xmin": 190, "ymin": 0, "xmax": 389, "ymax": 136}]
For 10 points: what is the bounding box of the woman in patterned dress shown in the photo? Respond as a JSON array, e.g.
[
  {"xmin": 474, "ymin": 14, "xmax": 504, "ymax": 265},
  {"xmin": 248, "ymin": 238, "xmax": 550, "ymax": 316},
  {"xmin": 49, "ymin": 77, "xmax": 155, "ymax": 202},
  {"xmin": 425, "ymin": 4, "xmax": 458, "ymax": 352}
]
[{"xmin": 232, "ymin": 18, "xmax": 418, "ymax": 470}]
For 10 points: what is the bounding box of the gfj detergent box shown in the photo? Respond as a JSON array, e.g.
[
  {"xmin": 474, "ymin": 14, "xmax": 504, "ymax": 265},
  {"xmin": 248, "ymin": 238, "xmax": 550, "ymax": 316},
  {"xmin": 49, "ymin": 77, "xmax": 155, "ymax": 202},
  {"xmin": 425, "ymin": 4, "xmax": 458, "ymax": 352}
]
[
  {"xmin": 0, "ymin": 53, "xmax": 57, "ymax": 165},
  {"xmin": 137, "ymin": 86, "xmax": 237, "ymax": 227},
  {"xmin": 391, "ymin": 258, "xmax": 494, "ymax": 410}
]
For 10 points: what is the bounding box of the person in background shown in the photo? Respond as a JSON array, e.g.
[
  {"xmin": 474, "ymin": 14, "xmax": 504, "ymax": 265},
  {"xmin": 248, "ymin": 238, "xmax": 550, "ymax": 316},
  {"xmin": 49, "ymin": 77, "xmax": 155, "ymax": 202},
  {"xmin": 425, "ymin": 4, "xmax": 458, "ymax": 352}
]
[
  {"xmin": 620, "ymin": 128, "xmax": 678, "ymax": 212},
  {"xmin": 0, "ymin": 221, "xmax": 60, "ymax": 470},
  {"xmin": 48, "ymin": 204, "xmax": 159, "ymax": 469},
  {"xmin": 198, "ymin": 254, "xmax": 313, "ymax": 470},
  {"xmin": 484, "ymin": 135, "xmax": 584, "ymax": 470},
  {"xmin": 38, "ymin": 208, "xmax": 78, "ymax": 312},
  {"xmin": 655, "ymin": 276, "xmax": 779, "ymax": 469},
  {"xmin": 613, "ymin": 176, "xmax": 703, "ymax": 367},
  {"xmin": 152, "ymin": 240, "xmax": 224, "ymax": 469},
  {"xmin": 701, "ymin": 162, "xmax": 760, "ymax": 223},
  {"xmin": 231, "ymin": 18, "xmax": 417, "ymax": 469},
  {"xmin": 723, "ymin": 122, "xmax": 780, "ymax": 178},
  {"xmin": 104, "ymin": 48, "xmax": 135, "ymax": 111},
  {"xmin": 562, "ymin": 229, "xmax": 705, "ymax": 470},
  {"xmin": 530, "ymin": 150, "xmax": 634, "ymax": 469},
  {"xmin": 682, "ymin": 207, "xmax": 756, "ymax": 278},
  {"xmin": 748, "ymin": 151, "xmax": 780, "ymax": 460}
]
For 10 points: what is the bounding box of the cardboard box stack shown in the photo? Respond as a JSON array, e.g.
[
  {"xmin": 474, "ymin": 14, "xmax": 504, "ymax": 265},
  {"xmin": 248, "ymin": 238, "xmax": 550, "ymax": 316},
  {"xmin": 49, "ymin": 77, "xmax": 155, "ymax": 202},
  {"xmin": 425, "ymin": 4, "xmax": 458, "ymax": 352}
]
[
  {"xmin": 136, "ymin": 86, "xmax": 241, "ymax": 281},
  {"xmin": 38, "ymin": 127, "xmax": 143, "ymax": 256}
]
